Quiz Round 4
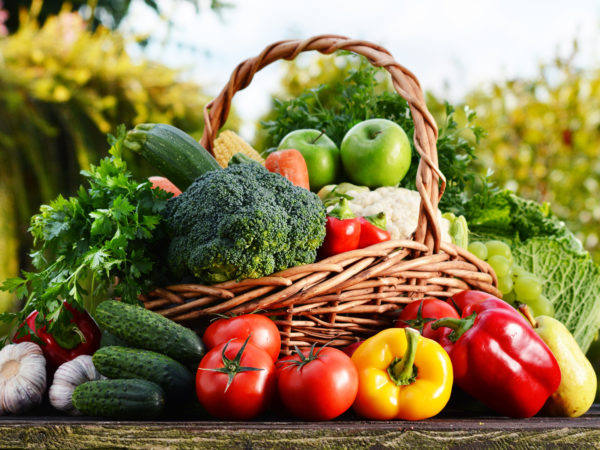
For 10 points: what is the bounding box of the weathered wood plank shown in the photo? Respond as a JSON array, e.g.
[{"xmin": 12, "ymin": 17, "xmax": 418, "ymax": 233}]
[{"xmin": 1, "ymin": 405, "xmax": 599, "ymax": 449}]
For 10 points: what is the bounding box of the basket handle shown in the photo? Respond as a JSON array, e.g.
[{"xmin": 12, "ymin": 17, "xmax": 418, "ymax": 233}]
[{"xmin": 200, "ymin": 34, "xmax": 446, "ymax": 253}]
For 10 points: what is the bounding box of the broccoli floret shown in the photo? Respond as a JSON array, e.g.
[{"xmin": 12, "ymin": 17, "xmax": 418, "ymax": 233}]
[{"xmin": 163, "ymin": 162, "xmax": 326, "ymax": 284}]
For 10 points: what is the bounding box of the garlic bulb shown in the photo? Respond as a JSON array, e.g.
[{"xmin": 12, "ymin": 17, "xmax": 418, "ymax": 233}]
[
  {"xmin": 0, "ymin": 342, "xmax": 47, "ymax": 415},
  {"xmin": 49, "ymin": 355, "xmax": 105, "ymax": 415}
]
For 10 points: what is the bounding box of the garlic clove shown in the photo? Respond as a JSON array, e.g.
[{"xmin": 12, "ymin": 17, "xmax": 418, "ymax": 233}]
[{"xmin": 49, "ymin": 354, "xmax": 105, "ymax": 415}]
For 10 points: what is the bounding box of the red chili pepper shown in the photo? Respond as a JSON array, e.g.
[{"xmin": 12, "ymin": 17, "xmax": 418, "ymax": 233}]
[
  {"xmin": 318, "ymin": 198, "xmax": 361, "ymax": 258},
  {"xmin": 431, "ymin": 296, "xmax": 561, "ymax": 418},
  {"xmin": 358, "ymin": 212, "xmax": 391, "ymax": 249},
  {"xmin": 13, "ymin": 301, "xmax": 102, "ymax": 373}
]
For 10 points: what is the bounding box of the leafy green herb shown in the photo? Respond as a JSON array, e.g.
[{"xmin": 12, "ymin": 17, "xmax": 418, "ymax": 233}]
[
  {"xmin": 465, "ymin": 189, "xmax": 583, "ymax": 253},
  {"xmin": 261, "ymin": 60, "xmax": 486, "ymax": 213},
  {"xmin": 0, "ymin": 125, "xmax": 170, "ymax": 344}
]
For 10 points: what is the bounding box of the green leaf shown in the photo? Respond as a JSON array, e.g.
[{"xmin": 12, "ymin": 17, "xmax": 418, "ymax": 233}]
[{"xmin": 513, "ymin": 238, "xmax": 600, "ymax": 353}]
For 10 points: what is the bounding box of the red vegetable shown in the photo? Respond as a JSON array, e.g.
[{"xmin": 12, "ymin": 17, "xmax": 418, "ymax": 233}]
[
  {"xmin": 196, "ymin": 337, "xmax": 276, "ymax": 420},
  {"xmin": 13, "ymin": 301, "xmax": 101, "ymax": 373},
  {"xmin": 276, "ymin": 345, "xmax": 358, "ymax": 421},
  {"xmin": 431, "ymin": 295, "xmax": 561, "ymax": 418},
  {"xmin": 341, "ymin": 340, "xmax": 364, "ymax": 358},
  {"xmin": 395, "ymin": 298, "xmax": 459, "ymax": 344},
  {"xmin": 446, "ymin": 289, "xmax": 496, "ymax": 314},
  {"xmin": 318, "ymin": 198, "xmax": 361, "ymax": 258},
  {"xmin": 265, "ymin": 149, "xmax": 311, "ymax": 190},
  {"xmin": 148, "ymin": 176, "xmax": 182, "ymax": 197},
  {"xmin": 203, "ymin": 314, "xmax": 281, "ymax": 362},
  {"xmin": 358, "ymin": 212, "xmax": 391, "ymax": 248}
]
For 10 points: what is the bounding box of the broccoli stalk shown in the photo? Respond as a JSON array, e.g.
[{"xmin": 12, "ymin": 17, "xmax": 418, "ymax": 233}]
[{"xmin": 163, "ymin": 161, "xmax": 326, "ymax": 284}]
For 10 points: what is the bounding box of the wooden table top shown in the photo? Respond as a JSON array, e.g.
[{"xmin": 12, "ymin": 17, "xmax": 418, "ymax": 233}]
[{"xmin": 1, "ymin": 404, "xmax": 599, "ymax": 449}]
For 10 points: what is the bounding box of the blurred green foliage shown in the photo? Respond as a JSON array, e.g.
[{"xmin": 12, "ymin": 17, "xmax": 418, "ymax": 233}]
[
  {"xmin": 258, "ymin": 49, "xmax": 600, "ymax": 261},
  {"xmin": 464, "ymin": 45, "xmax": 600, "ymax": 261},
  {"xmin": 2, "ymin": 0, "xmax": 230, "ymax": 33},
  {"xmin": 0, "ymin": 7, "xmax": 238, "ymax": 313}
]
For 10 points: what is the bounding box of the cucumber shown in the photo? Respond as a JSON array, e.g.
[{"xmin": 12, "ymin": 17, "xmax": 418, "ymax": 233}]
[
  {"xmin": 72, "ymin": 379, "xmax": 164, "ymax": 420},
  {"xmin": 95, "ymin": 300, "xmax": 205, "ymax": 365},
  {"xmin": 100, "ymin": 329, "xmax": 129, "ymax": 348},
  {"xmin": 93, "ymin": 346, "xmax": 194, "ymax": 401},
  {"xmin": 123, "ymin": 123, "xmax": 221, "ymax": 191}
]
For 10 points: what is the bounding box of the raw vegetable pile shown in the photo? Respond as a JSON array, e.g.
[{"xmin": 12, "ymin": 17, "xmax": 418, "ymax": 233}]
[{"xmin": 0, "ymin": 61, "xmax": 598, "ymax": 423}]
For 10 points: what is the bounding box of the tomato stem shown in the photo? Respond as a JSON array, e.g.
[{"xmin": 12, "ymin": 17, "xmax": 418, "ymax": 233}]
[{"xmin": 198, "ymin": 336, "xmax": 264, "ymax": 392}]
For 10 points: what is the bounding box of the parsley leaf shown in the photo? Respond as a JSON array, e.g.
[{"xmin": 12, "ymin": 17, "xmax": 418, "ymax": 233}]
[{"xmin": 0, "ymin": 125, "xmax": 170, "ymax": 344}]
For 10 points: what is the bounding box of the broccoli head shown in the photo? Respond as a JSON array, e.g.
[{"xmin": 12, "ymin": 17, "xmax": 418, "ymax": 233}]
[{"xmin": 163, "ymin": 161, "xmax": 326, "ymax": 284}]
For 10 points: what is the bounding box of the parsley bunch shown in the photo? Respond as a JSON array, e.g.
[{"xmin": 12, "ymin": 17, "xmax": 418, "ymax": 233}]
[
  {"xmin": 1, "ymin": 125, "xmax": 170, "ymax": 341},
  {"xmin": 261, "ymin": 61, "xmax": 486, "ymax": 214}
]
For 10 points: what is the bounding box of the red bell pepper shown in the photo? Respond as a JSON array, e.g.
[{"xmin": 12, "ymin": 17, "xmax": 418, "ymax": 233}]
[
  {"xmin": 446, "ymin": 289, "xmax": 497, "ymax": 314},
  {"xmin": 431, "ymin": 296, "xmax": 561, "ymax": 418},
  {"xmin": 13, "ymin": 301, "xmax": 102, "ymax": 372},
  {"xmin": 318, "ymin": 198, "xmax": 361, "ymax": 258},
  {"xmin": 358, "ymin": 212, "xmax": 391, "ymax": 249}
]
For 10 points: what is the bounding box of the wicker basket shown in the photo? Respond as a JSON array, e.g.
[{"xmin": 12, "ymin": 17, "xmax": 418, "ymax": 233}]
[{"xmin": 141, "ymin": 35, "xmax": 501, "ymax": 354}]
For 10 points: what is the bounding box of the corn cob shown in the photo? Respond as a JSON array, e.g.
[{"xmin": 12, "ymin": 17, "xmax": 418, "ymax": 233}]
[{"xmin": 212, "ymin": 130, "xmax": 265, "ymax": 168}]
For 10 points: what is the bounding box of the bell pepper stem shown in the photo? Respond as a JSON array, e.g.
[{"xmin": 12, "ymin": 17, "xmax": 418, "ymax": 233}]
[
  {"xmin": 431, "ymin": 313, "xmax": 477, "ymax": 343},
  {"xmin": 364, "ymin": 212, "xmax": 387, "ymax": 230},
  {"xmin": 389, "ymin": 328, "xmax": 419, "ymax": 385},
  {"xmin": 328, "ymin": 198, "xmax": 356, "ymax": 220}
]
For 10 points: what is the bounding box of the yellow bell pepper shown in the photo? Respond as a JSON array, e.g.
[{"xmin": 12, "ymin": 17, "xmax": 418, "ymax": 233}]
[{"xmin": 351, "ymin": 327, "xmax": 453, "ymax": 420}]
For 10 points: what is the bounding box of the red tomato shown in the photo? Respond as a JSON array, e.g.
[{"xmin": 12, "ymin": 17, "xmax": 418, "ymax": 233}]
[
  {"xmin": 196, "ymin": 338, "xmax": 276, "ymax": 420},
  {"xmin": 277, "ymin": 346, "xmax": 358, "ymax": 421},
  {"xmin": 395, "ymin": 298, "xmax": 460, "ymax": 343},
  {"xmin": 203, "ymin": 314, "xmax": 281, "ymax": 361},
  {"xmin": 148, "ymin": 176, "xmax": 182, "ymax": 196},
  {"xmin": 447, "ymin": 290, "xmax": 496, "ymax": 314}
]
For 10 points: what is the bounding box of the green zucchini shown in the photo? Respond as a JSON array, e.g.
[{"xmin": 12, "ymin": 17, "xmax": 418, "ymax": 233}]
[
  {"xmin": 72, "ymin": 379, "xmax": 164, "ymax": 420},
  {"xmin": 123, "ymin": 123, "xmax": 221, "ymax": 191},
  {"xmin": 93, "ymin": 346, "xmax": 194, "ymax": 401},
  {"xmin": 95, "ymin": 300, "xmax": 205, "ymax": 365}
]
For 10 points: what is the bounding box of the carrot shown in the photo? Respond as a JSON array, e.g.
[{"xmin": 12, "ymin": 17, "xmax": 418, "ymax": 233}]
[
  {"xmin": 265, "ymin": 149, "xmax": 310, "ymax": 190},
  {"xmin": 148, "ymin": 176, "xmax": 182, "ymax": 197}
]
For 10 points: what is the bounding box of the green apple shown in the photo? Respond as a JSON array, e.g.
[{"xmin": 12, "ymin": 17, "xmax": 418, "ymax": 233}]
[
  {"xmin": 340, "ymin": 118, "xmax": 411, "ymax": 188},
  {"xmin": 278, "ymin": 129, "xmax": 341, "ymax": 192}
]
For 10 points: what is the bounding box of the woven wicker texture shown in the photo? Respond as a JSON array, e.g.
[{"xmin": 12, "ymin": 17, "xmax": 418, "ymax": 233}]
[{"xmin": 142, "ymin": 35, "xmax": 500, "ymax": 354}]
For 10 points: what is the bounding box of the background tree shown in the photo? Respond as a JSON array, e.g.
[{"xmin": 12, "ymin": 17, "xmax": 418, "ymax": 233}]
[
  {"xmin": 0, "ymin": 4, "xmax": 238, "ymax": 314},
  {"xmin": 465, "ymin": 42, "xmax": 600, "ymax": 261},
  {"xmin": 2, "ymin": 0, "xmax": 229, "ymax": 33}
]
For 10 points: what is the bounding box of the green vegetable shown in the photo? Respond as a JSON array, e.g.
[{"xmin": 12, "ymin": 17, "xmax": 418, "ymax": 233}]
[
  {"xmin": 261, "ymin": 61, "xmax": 486, "ymax": 214},
  {"xmin": 123, "ymin": 123, "xmax": 222, "ymax": 191},
  {"xmin": 512, "ymin": 238, "xmax": 600, "ymax": 353},
  {"xmin": 465, "ymin": 189, "xmax": 582, "ymax": 253},
  {"xmin": 100, "ymin": 329, "xmax": 129, "ymax": 348},
  {"xmin": 0, "ymin": 126, "xmax": 170, "ymax": 345},
  {"xmin": 95, "ymin": 300, "xmax": 205, "ymax": 365},
  {"xmin": 72, "ymin": 379, "xmax": 165, "ymax": 420},
  {"xmin": 163, "ymin": 160, "xmax": 326, "ymax": 283},
  {"xmin": 443, "ymin": 212, "xmax": 469, "ymax": 249},
  {"xmin": 92, "ymin": 346, "xmax": 194, "ymax": 401}
]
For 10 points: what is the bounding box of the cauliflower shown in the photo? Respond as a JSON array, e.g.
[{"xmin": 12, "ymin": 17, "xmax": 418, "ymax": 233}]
[{"xmin": 337, "ymin": 186, "xmax": 451, "ymax": 242}]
